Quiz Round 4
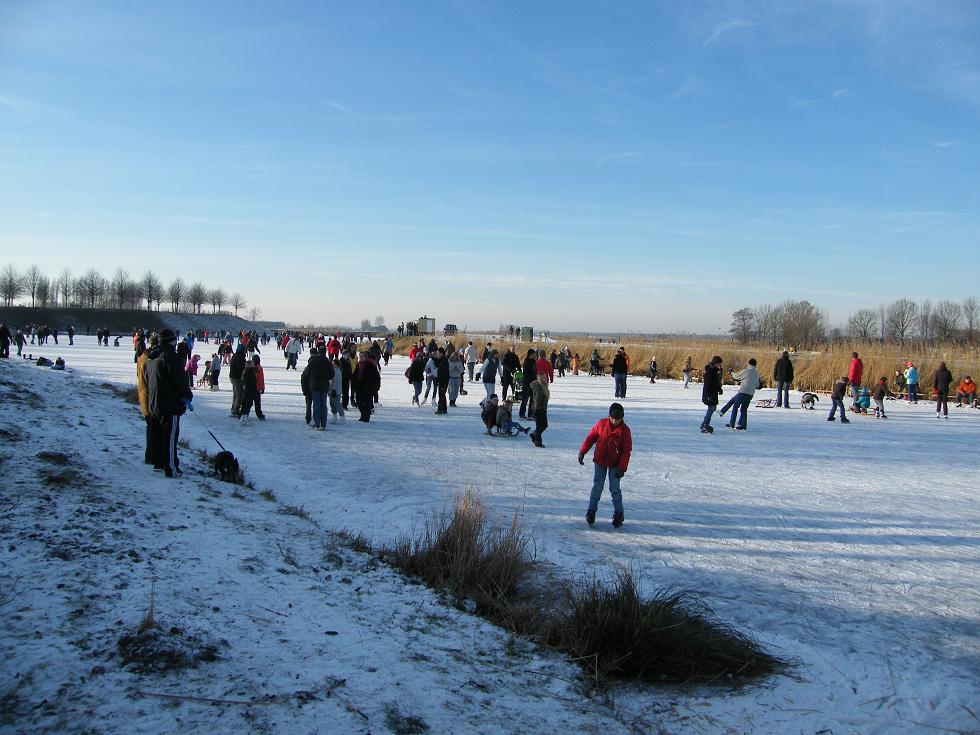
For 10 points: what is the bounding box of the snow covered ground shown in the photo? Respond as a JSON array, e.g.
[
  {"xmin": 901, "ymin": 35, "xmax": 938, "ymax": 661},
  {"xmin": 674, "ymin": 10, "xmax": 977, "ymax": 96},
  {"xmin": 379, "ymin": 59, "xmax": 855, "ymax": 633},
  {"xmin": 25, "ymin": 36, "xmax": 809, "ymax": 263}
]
[{"xmin": 3, "ymin": 337, "xmax": 979, "ymax": 734}]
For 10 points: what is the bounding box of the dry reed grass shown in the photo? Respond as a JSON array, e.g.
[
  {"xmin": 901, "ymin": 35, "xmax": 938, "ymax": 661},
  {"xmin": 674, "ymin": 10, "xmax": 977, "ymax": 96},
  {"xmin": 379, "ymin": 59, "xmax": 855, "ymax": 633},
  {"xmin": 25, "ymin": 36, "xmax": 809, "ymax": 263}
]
[{"xmin": 394, "ymin": 334, "xmax": 980, "ymax": 393}]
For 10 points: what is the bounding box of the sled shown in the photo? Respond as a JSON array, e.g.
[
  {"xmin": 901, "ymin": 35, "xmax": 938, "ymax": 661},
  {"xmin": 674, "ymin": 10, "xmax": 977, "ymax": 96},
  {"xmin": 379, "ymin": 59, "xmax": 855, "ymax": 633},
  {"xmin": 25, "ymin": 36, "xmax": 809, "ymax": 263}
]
[{"xmin": 754, "ymin": 398, "xmax": 775, "ymax": 408}]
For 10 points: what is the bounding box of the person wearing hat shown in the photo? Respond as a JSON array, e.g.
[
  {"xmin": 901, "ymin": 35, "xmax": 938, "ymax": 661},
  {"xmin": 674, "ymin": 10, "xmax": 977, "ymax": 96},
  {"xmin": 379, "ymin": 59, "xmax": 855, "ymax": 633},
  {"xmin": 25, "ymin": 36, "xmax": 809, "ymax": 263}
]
[
  {"xmin": 240, "ymin": 354, "xmax": 266, "ymax": 423},
  {"xmin": 147, "ymin": 328, "xmax": 193, "ymax": 477},
  {"xmin": 700, "ymin": 355, "xmax": 724, "ymax": 433},
  {"xmin": 136, "ymin": 332, "xmax": 161, "ymax": 465},
  {"xmin": 229, "ymin": 344, "xmax": 247, "ymax": 417},
  {"xmin": 578, "ymin": 403, "xmax": 632, "ymax": 528}
]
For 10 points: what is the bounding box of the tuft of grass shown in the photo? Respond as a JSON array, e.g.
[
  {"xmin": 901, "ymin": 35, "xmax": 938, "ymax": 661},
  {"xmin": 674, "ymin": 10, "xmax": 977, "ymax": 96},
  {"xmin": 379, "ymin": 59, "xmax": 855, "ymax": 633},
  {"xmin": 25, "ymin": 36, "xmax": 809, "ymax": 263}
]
[
  {"xmin": 277, "ymin": 542, "xmax": 299, "ymax": 567},
  {"xmin": 382, "ymin": 489, "xmax": 531, "ymax": 613},
  {"xmin": 544, "ymin": 568, "xmax": 782, "ymax": 684},
  {"xmin": 138, "ymin": 582, "xmax": 160, "ymax": 634},
  {"xmin": 383, "ymin": 703, "xmax": 430, "ymax": 735},
  {"xmin": 259, "ymin": 488, "xmax": 277, "ymax": 502},
  {"xmin": 278, "ymin": 504, "xmax": 310, "ymax": 520},
  {"xmin": 336, "ymin": 528, "xmax": 373, "ymax": 554},
  {"xmin": 379, "ymin": 490, "xmax": 783, "ymax": 687}
]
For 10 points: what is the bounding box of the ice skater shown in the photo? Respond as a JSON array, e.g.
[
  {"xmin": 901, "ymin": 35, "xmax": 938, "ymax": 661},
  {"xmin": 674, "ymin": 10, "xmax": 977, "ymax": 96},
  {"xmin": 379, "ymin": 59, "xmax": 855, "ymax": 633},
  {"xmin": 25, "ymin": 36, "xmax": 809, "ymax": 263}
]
[{"xmin": 579, "ymin": 403, "xmax": 632, "ymax": 529}]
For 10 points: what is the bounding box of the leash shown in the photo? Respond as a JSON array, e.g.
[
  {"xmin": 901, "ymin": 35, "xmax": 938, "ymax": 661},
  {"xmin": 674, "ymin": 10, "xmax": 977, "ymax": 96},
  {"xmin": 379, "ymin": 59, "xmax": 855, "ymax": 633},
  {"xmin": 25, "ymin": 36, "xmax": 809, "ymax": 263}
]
[{"xmin": 190, "ymin": 409, "xmax": 229, "ymax": 453}]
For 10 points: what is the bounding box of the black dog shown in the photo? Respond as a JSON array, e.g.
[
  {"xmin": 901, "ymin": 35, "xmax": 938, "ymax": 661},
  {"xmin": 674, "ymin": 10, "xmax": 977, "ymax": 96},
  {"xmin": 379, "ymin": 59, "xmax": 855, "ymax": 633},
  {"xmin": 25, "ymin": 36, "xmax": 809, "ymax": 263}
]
[{"xmin": 213, "ymin": 450, "xmax": 240, "ymax": 483}]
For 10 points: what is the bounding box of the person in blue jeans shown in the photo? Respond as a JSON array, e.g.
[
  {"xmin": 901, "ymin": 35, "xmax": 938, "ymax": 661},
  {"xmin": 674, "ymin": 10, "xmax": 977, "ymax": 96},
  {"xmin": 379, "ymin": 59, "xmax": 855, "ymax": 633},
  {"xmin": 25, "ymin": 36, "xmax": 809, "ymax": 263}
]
[
  {"xmin": 828, "ymin": 376, "xmax": 851, "ymax": 423},
  {"xmin": 720, "ymin": 358, "xmax": 759, "ymax": 431},
  {"xmin": 579, "ymin": 403, "xmax": 633, "ymax": 528},
  {"xmin": 700, "ymin": 355, "xmax": 723, "ymax": 433}
]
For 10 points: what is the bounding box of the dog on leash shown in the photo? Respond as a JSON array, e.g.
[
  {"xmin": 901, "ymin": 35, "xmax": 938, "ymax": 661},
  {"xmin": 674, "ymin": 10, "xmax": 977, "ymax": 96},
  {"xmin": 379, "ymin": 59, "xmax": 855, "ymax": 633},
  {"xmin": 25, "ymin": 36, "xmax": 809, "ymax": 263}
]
[
  {"xmin": 213, "ymin": 450, "xmax": 240, "ymax": 483},
  {"xmin": 800, "ymin": 392, "xmax": 819, "ymax": 410}
]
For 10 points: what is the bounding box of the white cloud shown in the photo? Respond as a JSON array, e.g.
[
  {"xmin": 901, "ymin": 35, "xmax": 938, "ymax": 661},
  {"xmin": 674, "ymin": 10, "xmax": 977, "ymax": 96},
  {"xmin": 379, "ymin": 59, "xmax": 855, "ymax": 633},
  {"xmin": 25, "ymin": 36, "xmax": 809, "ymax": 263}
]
[{"xmin": 703, "ymin": 18, "xmax": 755, "ymax": 48}]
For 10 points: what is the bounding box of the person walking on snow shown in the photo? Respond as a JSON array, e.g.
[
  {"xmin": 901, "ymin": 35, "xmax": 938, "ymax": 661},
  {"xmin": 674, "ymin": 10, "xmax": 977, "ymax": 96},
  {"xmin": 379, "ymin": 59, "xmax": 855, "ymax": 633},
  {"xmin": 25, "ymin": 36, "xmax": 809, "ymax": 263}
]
[
  {"xmin": 720, "ymin": 358, "xmax": 759, "ymax": 430},
  {"xmin": 700, "ymin": 355, "xmax": 724, "ymax": 433},
  {"xmin": 933, "ymin": 361, "xmax": 953, "ymax": 419},
  {"xmin": 612, "ymin": 347, "xmax": 629, "ymax": 397},
  {"xmin": 682, "ymin": 356, "xmax": 692, "ymax": 388},
  {"xmin": 773, "ymin": 350, "xmax": 794, "ymax": 408},
  {"xmin": 529, "ymin": 373, "xmax": 550, "ymax": 447},
  {"xmin": 828, "ymin": 376, "xmax": 851, "ymax": 423},
  {"xmin": 579, "ymin": 402, "xmax": 632, "ymax": 529},
  {"xmin": 464, "ymin": 341, "xmax": 478, "ymax": 382},
  {"xmin": 848, "ymin": 352, "xmax": 864, "ymax": 411}
]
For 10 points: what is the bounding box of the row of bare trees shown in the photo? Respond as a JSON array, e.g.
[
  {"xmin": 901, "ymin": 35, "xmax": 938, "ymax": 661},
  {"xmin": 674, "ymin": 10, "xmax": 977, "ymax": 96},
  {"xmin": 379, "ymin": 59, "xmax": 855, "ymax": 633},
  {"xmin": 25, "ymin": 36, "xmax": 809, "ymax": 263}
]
[
  {"xmin": 731, "ymin": 297, "xmax": 980, "ymax": 347},
  {"xmin": 0, "ymin": 264, "xmax": 257, "ymax": 320}
]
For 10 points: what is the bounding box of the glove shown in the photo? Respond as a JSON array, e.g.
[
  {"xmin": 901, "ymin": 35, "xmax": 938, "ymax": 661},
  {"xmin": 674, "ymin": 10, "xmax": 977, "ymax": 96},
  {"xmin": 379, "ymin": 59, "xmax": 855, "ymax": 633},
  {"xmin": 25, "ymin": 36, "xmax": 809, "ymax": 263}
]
[
  {"xmin": 182, "ymin": 398, "xmax": 194, "ymax": 412},
  {"xmin": 615, "ymin": 468, "xmax": 625, "ymax": 479},
  {"xmin": 577, "ymin": 452, "xmax": 585, "ymax": 465}
]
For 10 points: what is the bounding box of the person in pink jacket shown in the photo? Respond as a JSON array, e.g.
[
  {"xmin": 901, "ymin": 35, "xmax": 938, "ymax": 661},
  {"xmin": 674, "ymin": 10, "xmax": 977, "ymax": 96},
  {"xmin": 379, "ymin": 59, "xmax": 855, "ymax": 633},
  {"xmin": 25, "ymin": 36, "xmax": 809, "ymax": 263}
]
[{"xmin": 578, "ymin": 403, "xmax": 633, "ymax": 529}]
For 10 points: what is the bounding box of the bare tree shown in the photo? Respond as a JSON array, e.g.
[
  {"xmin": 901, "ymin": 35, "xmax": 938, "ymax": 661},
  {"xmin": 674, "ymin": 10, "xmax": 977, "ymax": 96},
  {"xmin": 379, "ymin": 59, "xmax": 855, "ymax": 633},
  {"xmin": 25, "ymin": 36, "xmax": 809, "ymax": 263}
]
[
  {"xmin": 110, "ymin": 268, "xmax": 130, "ymax": 309},
  {"xmin": 55, "ymin": 268, "xmax": 73, "ymax": 307},
  {"xmin": 846, "ymin": 308, "xmax": 880, "ymax": 340},
  {"xmin": 962, "ymin": 297, "xmax": 979, "ymax": 345},
  {"xmin": 0, "ymin": 264, "xmax": 23, "ymax": 306},
  {"xmin": 780, "ymin": 300, "xmax": 825, "ymax": 348},
  {"xmin": 247, "ymin": 306, "xmax": 262, "ymax": 322},
  {"xmin": 230, "ymin": 292, "xmax": 246, "ymax": 316},
  {"xmin": 140, "ymin": 271, "xmax": 162, "ymax": 311},
  {"xmin": 78, "ymin": 269, "xmax": 107, "ymax": 308},
  {"xmin": 932, "ymin": 300, "xmax": 962, "ymax": 342},
  {"xmin": 885, "ymin": 298, "xmax": 917, "ymax": 342},
  {"xmin": 36, "ymin": 276, "xmax": 51, "ymax": 306},
  {"xmin": 729, "ymin": 307, "xmax": 755, "ymax": 344},
  {"xmin": 877, "ymin": 303, "xmax": 887, "ymax": 342},
  {"xmin": 360, "ymin": 318, "xmax": 373, "ymax": 330},
  {"xmin": 187, "ymin": 282, "xmax": 208, "ymax": 314},
  {"xmin": 208, "ymin": 287, "xmax": 226, "ymax": 314},
  {"xmin": 917, "ymin": 300, "xmax": 934, "ymax": 342},
  {"xmin": 374, "ymin": 315, "xmax": 385, "ymax": 326},
  {"xmin": 166, "ymin": 278, "xmax": 185, "ymax": 313},
  {"xmin": 754, "ymin": 304, "xmax": 782, "ymax": 346},
  {"xmin": 22, "ymin": 264, "xmax": 44, "ymax": 308}
]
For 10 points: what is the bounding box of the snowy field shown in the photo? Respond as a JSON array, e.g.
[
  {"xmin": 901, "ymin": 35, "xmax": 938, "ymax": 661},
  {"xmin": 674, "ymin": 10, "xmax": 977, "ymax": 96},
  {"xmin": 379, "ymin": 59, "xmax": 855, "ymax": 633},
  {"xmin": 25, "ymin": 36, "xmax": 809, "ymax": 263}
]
[{"xmin": 3, "ymin": 336, "xmax": 979, "ymax": 735}]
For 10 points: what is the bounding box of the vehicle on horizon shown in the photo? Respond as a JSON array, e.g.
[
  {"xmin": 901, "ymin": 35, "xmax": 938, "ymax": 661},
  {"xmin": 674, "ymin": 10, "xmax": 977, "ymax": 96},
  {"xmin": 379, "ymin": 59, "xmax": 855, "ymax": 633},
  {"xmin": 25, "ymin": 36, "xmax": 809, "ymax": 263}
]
[{"xmin": 443, "ymin": 323, "xmax": 457, "ymax": 336}]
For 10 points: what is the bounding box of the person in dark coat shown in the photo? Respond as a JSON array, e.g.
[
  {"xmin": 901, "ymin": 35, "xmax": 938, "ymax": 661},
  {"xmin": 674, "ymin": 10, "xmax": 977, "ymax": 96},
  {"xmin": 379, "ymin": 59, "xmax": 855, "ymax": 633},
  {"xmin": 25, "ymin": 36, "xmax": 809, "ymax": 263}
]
[
  {"xmin": 355, "ymin": 352, "xmax": 381, "ymax": 422},
  {"xmin": 435, "ymin": 348, "xmax": 450, "ymax": 414},
  {"xmin": 700, "ymin": 356, "xmax": 724, "ymax": 433},
  {"xmin": 773, "ymin": 351, "xmax": 794, "ymax": 408},
  {"xmin": 307, "ymin": 346, "xmax": 335, "ymax": 430},
  {"xmin": 612, "ymin": 348, "xmax": 629, "ymax": 398},
  {"xmin": 519, "ymin": 349, "xmax": 537, "ymax": 419},
  {"xmin": 0, "ymin": 323, "xmax": 10, "ymax": 359},
  {"xmin": 407, "ymin": 353, "xmax": 425, "ymax": 404},
  {"xmin": 147, "ymin": 329, "xmax": 193, "ymax": 477},
  {"xmin": 240, "ymin": 354, "xmax": 266, "ymax": 422},
  {"xmin": 933, "ymin": 361, "xmax": 953, "ymax": 419},
  {"xmin": 500, "ymin": 347, "xmax": 521, "ymax": 401},
  {"xmin": 300, "ymin": 353, "xmax": 314, "ymax": 424},
  {"xmin": 828, "ymin": 377, "xmax": 851, "ymax": 423},
  {"xmin": 228, "ymin": 345, "xmax": 247, "ymax": 417}
]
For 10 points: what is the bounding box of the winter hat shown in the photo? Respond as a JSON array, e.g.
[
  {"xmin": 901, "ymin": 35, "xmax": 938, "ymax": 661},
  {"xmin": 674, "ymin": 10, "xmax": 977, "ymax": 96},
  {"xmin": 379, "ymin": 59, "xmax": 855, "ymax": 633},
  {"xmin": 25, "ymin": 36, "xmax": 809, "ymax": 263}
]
[
  {"xmin": 609, "ymin": 403, "xmax": 625, "ymax": 420},
  {"xmin": 159, "ymin": 329, "xmax": 177, "ymax": 344},
  {"xmin": 148, "ymin": 333, "xmax": 160, "ymax": 347}
]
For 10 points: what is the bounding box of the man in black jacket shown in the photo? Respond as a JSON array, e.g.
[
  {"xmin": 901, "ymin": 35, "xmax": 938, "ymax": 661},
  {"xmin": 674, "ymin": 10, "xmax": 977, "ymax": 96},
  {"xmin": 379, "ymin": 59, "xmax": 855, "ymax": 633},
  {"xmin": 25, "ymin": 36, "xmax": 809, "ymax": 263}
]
[
  {"xmin": 612, "ymin": 348, "xmax": 629, "ymax": 398},
  {"xmin": 147, "ymin": 329, "xmax": 193, "ymax": 477},
  {"xmin": 519, "ymin": 349, "xmax": 537, "ymax": 419},
  {"xmin": 307, "ymin": 346, "xmax": 335, "ymax": 430},
  {"xmin": 700, "ymin": 356, "xmax": 724, "ymax": 433},
  {"xmin": 228, "ymin": 345, "xmax": 247, "ymax": 418},
  {"xmin": 500, "ymin": 347, "xmax": 521, "ymax": 401},
  {"xmin": 773, "ymin": 351, "xmax": 794, "ymax": 408},
  {"xmin": 933, "ymin": 361, "xmax": 953, "ymax": 419},
  {"xmin": 435, "ymin": 348, "xmax": 450, "ymax": 414}
]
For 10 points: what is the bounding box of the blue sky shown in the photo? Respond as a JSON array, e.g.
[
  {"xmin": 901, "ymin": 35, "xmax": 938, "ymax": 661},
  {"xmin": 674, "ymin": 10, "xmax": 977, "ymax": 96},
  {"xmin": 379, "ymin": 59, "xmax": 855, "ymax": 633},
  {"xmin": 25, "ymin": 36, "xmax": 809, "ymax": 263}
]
[{"xmin": 1, "ymin": 1, "xmax": 978, "ymax": 332}]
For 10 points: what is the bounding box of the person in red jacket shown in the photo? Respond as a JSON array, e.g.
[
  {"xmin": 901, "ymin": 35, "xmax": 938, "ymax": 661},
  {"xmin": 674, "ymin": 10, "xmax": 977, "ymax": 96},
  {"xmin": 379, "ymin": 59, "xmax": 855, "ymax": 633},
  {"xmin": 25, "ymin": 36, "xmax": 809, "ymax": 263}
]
[
  {"xmin": 535, "ymin": 349, "xmax": 554, "ymax": 384},
  {"xmin": 578, "ymin": 403, "xmax": 632, "ymax": 528},
  {"xmin": 848, "ymin": 352, "xmax": 864, "ymax": 411}
]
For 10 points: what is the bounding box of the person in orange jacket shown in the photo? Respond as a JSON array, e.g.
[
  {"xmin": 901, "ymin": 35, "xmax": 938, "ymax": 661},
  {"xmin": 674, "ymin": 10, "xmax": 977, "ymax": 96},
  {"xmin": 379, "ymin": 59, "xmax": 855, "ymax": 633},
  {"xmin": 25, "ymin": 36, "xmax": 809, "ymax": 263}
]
[
  {"xmin": 956, "ymin": 376, "xmax": 977, "ymax": 407},
  {"xmin": 578, "ymin": 403, "xmax": 632, "ymax": 529}
]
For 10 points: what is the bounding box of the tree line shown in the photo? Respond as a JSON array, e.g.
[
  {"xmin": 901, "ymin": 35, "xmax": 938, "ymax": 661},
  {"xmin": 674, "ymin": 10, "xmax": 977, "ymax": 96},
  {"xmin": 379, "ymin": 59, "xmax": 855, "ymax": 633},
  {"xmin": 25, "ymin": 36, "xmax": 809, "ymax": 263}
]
[
  {"xmin": 0, "ymin": 263, "xmax": 260, "ymax": 321},
  {"xmin": 730, "ymin": 297, "xmax": 980, "ymax": 347}
]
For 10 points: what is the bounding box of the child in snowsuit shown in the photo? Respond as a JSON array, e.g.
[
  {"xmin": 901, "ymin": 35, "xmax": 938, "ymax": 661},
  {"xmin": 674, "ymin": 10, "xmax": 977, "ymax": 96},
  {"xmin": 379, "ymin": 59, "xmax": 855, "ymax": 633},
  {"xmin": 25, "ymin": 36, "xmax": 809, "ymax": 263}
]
[
  {"xmin": 855, "ymin": 387, "xmax": 871, "ymax": 413},
  {"xmin": 495, "ymin": 399, "xmax": 530, "ymax": 436},
  {"xmin": 578, "ymin": 403, "xmax": 632, "ymax": 529}
]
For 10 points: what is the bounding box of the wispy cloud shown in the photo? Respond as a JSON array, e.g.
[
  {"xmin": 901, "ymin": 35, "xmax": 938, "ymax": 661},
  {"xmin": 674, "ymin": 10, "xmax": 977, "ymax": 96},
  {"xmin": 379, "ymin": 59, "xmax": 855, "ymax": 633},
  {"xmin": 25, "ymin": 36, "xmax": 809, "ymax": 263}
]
[
  {"xmin": 325, "ymin": 99, "xmax": 353, "ymax": 113},
  {"xmin": 598, "ymin": 151, "xmax": 639, "ymax": 163},
  {"xmin": 789, "ymin": 88, "xmax": 848, "ymax": 110},
  {"xmin": 703, "ymin": 18, "xmax": 755, "ymax": 48},
  {"xmin": 932, "ymin": 140, "xmax": 955, "ymax": 148}
]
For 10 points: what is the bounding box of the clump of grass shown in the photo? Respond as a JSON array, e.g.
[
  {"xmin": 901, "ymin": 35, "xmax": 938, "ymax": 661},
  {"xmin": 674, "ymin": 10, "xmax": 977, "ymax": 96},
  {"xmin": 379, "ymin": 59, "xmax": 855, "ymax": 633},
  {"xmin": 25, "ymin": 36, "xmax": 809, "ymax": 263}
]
[
  {"xmin": 337, "ymin": 528, "xmax": 373, "ymax": 554},
  {"xmin": 259, "ymin": 488, "xmax": 277, "ymax": 502},
  {"xmin": 279, "ymin": 504, "xmax": 310, "ymax": 520},
  {"xmin": 382, "ymin": 489, "xmax": 531, "ymax": 613},
  {"xmin": 379, "ymin": 490, "xmax": 783, "ymax": 686},
  {"xmin": 383, "ymin": 703, "xmax": 429, "ymax": 735},
  {"xmin": 277, "ymin": 542, "xmax": 299, "ymax": 567},
  {"xmin": 545, "ymin": 569, "xmax": 782, "ymax": 684},
  {"xmin": 138, "ymin": 582, "xmax": 159, "ymax": 633}
]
